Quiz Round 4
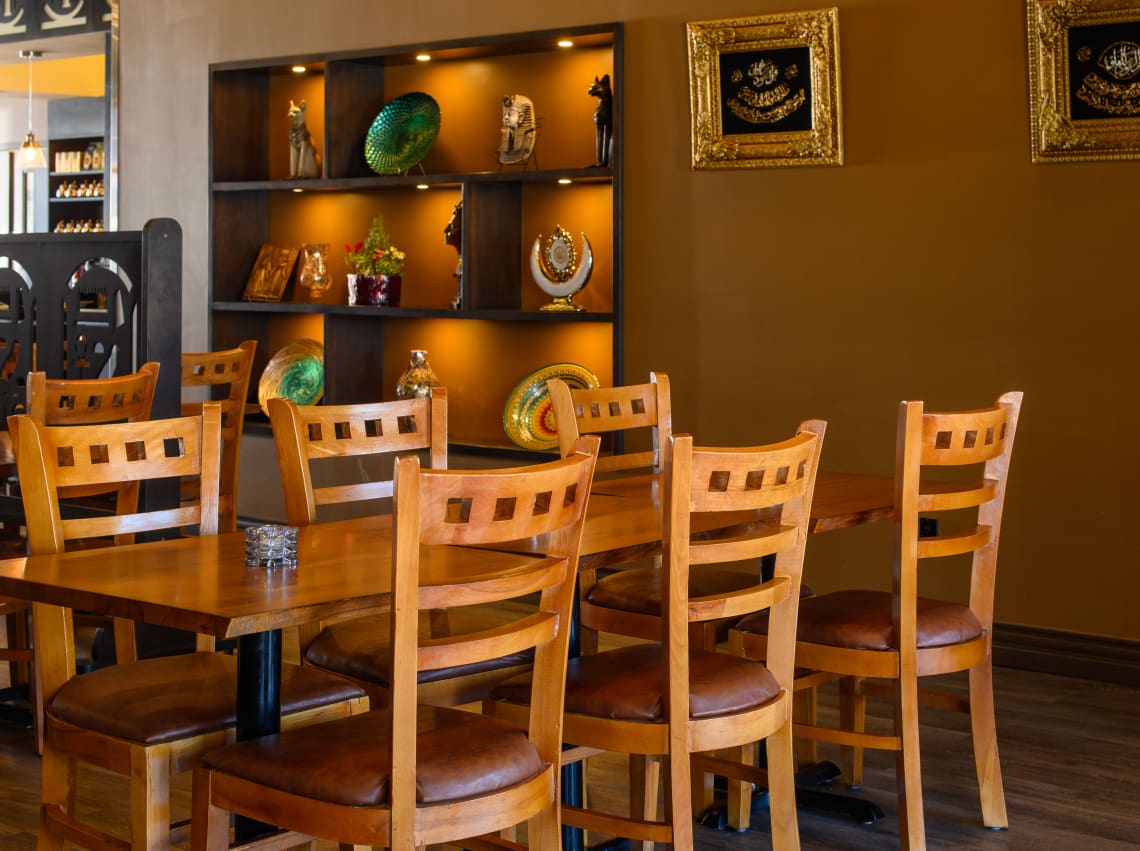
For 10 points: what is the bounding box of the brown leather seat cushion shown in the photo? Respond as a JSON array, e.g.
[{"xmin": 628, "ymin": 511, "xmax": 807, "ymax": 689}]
[
  {"xmin": 586, "ymin": 565, "xmax": 762, "ymax": 615},
  {"xmin": 492, "ymin": 642, "xmax": 780, "ymax": 722},
  {"xmin": 201, "ymin": 704, "xmax": 544, "ymax": 807},
  {"xmin": 49, "ymin": 652, "xmax": 366, "ymax": 745},
  {"xmin": 735, "ymin": 589, "xmax": 984, "ymax": 651},
  {"xmin": 305, "ymin": 612, "xmax": 533, "ymax": 686}
]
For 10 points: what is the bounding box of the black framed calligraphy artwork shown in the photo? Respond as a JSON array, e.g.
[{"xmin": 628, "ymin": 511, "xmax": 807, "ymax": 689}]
[
  {"xmin": 1029, "ymin": 0, "xmax": 1140, "ymax": 162},
  {"xmin": 688, "ymin": 9, "xmax": 842, "ymax": 169}
]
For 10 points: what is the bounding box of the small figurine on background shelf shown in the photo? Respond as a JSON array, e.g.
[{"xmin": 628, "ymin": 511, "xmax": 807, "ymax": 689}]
[
  {"xmin": 589, "ymin": 74, "xmax": 613, "ymax": 167},
  {"xmin": 444, "ymin": 201, "xmax": 462, "ymax": 309},
  {"xmin": 530, "ymin": 224, "xmax": 593, "ymax": 312},
  {"xmin": 287, "ymin": 99, "xmax": 320, "ymax": 179},
  {"xmin": 498, "ymin": 93, "xmax": 537, "ymax": 168}
]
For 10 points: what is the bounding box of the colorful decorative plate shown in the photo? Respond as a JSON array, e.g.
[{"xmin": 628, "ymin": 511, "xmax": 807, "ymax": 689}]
[
  {"xmin": 502, "ymin": 362, "xmax": 600, "ymax": 451},
  {"xmin": 257, "ymin": 339, "xmax": 324, "ymax": 415},
  {"xmin": 365, "ymin": 92, "xmax": 441, "ymax": 175}
]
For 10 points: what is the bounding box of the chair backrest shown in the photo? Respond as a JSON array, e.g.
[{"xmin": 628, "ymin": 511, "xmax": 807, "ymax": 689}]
[
  {"xmin": 387, "ymin": 435, "xmax": 597, "ymax": 838},
  {"xmin": 895, "ymin": 391, "xmax": 1023, "ymax": 636},
  {"xmin": 267, "ymin": 389, "xmax": 447, "ymax": 527},
  {"xmin": 11, "ymin": 404, "xmax": 223, "ymax": 702},
  {"xmin": 664, "ymin": 421, "xmax": 825, "ymax": 690},
  {"xmin": 21, "ymin": 361, "xmax": 162, "ymax": 511},
  {"xmin": 180, "ymin": 340, "xmax": 256, "ymax": 532},
  {"xmin": 26, "ymin": 362, "xmax": 160, "ymax": 427},
  {"xmin": 549, "ymin": 372, "xmax": 672, "ymax": 474}
]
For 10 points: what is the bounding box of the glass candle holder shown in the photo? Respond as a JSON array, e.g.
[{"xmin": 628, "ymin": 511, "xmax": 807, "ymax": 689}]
[{"xmin": 245, "ymin": 524, "xmax": 298, "ymax": 568}]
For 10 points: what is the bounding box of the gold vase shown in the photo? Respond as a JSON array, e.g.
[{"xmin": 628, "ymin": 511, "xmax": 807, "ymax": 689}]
[{"xmin": 395, "ymin": 349, "xmax": 440, "ymax": 399}]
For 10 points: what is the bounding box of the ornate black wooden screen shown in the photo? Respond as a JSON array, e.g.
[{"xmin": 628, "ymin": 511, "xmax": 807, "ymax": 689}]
[{"xmin": 0, "ymin": 218, "xmax": 182, "ymax": 424}]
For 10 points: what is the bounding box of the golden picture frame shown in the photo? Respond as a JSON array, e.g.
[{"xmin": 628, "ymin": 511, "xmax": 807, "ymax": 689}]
[
  {"xmin": 1028, "ymin": 0, "xmax": 1140, "ymax": 162},
  {"xmin": 687, "ymin": 8, "xmax": 843, "ymax": 169}
]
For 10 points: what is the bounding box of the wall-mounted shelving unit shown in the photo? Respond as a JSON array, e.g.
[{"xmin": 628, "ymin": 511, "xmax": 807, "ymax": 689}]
[{"xmin": 209, "ymin": 23, "xmax": 623, "ymax": 451}]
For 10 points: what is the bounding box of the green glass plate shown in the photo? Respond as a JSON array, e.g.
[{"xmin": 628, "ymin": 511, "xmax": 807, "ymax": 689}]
[
  {"xmin": 503, "ymin": 363, "xmax": 600, "ymax": 451},
  {"xmin": 365, "ymin": 92, "xmax": 441, "ymax": 175},
  {"xmin": 257, "ymin": 339, "xmax": 324, "ymax": 415}
]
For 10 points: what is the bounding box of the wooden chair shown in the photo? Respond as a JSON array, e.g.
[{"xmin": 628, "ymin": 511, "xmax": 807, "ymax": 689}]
[
  {"xmin": 3, "ymin": 362, "xmax": 162, "ymax": 750},
  {"xmin": 12, "ymin": 405, "xmax": 368, "ymax": 851},
  {"xmin": 190, "ymin": 437, "xmax": 599, "ymax": 851},
  {"xmin": 269, "ymin": 390, "xmax": 536, "ymax": 708},
  {"xmin": 487, "ymin": 422, "xmax": 825, "ymax": 850},
  {"xmin": 180, "ymin": 340, "xmax": 256, "ymax": 532},
  {"xmin": 550, "ymin": 371, "xmax": 672, "ymax": 475},
  {"xmin": 549, "ymin": 373, "xmax": 761, "ymax": 654},
  {"xmin": 732, "ymin": 392, "xmax": 1023, "ymax": 850}
]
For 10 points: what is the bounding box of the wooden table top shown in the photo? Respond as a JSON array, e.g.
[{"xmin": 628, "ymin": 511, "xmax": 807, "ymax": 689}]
[
  {"xmin": 0, "ymin": 470, "xmax": 897, "ymax": 640},
  {"xmin": 587, "ymin": 470, "xmax": 895, "ymax": 532},
  {"xmin": 498, "ymin": 470, "xmax": 897, "ymax": 569},
  {"xmin": 0, "ymin": 514, "xmax": 547, "ymax": 640}
]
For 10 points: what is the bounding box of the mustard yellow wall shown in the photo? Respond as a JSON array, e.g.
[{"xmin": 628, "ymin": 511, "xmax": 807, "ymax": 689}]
[{"xmin": 118, "ymin": 1, "xmax": 1140, "ymax": 641}]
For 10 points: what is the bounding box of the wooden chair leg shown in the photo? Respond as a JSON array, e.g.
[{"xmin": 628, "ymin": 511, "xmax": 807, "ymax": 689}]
[
  {"xmin": 190, "ymin": 765, "xmax": 230, "ymax": 851},
  {"xmin": 893, "ymin": 674, "xmax": 926, "ymax": 851},
  {"xmin": 840, "ymin": 675, "xmax": 866, "ymax": 787},
  {"xmin": 724, "ymin": 743, "xmax": 756, "ymax": 831},
  {"xmin": 665, "ymin": 747, "xmax": 695, "ymax": 851},
  {"xmin": 793, "ymin": 686, "xmax": 818, "ymax": 768},
  {"xmin": 630, "ymin": 754, "xmax": 660, "ymax": 851},
  {"xmin": 579, "ymin": 625, "xmax": 599, "ymax": 655},
  {"xmin": 527, "ymin": 783, "xmax": 561, "ymax": 851},
  {"xmin": 969, "ymin": 659, "xmax": 1008, "ymax": 829},
  {"xmin": 130, "ymin": 743, "xmax": 171, "ymax": 850},
  {"xmin": 765, "ymin": 720, "xmax": 801, "ymax": 851},
  {"xmin": 38, "ymin": 740, "xmax": 72, "ymax": 851}
]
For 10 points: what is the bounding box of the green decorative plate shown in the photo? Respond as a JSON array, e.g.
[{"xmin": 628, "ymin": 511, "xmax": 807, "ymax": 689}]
[
  {"xmin": 365, "ymin": 92, "xmax": 441, "ymax": 175},
  {"xmin": 503, "ymin": 362, "xmax": 600, "ymax": 451},
  {"xmin": 258, "ymin": 339, "xmax": 324, "ymax": 415}
]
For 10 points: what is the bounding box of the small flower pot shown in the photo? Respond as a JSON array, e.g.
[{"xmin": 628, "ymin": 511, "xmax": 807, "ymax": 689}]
[{"xmin": 355, "ymin": 274, "xmax": 402, "ymax": 306}]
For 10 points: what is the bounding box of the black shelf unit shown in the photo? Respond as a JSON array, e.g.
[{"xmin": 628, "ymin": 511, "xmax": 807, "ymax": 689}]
[{"xmin": 208, "ymin": 23, "xmax": 623, "ymax": 450}]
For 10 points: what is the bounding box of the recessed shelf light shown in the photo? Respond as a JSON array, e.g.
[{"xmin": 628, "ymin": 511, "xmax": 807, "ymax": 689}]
[
  {"xmin": 557, "ymin": 40, "xmax": 574, "ymax": 48},
  {"xmin": 291, "ymin": 65, "xmax": 307, "ymax": 74},
  {"xmin": 415, "ymin": 54, "xmax": 431, "ymax": 62},
  {"xmin": 292, "ymin": 187, "xmax": 304, "ymax": 193},
  {"xmin": 416, "ymin": 183, "xmax": 429, "ymax": 190},
  {"xmin": 557, "ymin": 178, "xmax": 573, "ymax": 185}
]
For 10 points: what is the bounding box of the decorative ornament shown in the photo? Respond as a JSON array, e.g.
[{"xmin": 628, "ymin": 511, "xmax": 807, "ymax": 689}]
[
  {"xmin": 287, "ymin": 99, "xmax": 320, "ymax": 179},
  {"xmin": 396, "ymin": 349, "xmax": 441, "ymax": 399},
  {"xmin": 502, "ymin": 363, "xmax": 600, "ymax": 450},
  {"xmin": 588, "ymin": 74, "xmax": 613, "ymax": 167},
  {"xmin": 498, "ymin": 93, "xmax": 537, "ymax": 167},
  {"xmin": 258, "ymin": 339, "xmax": 324, "ymax": 415},
  {"xmin": 444, "ymin": 201, "xmax": 463, "ymax": 309},
  {"xmin": 365, "ymin": 92, "xmax": 441, "ymax": 175},
  {"xmin": 297, "ymin": 243, "xmax": 330, "ymax": 301},
  {"xmin": 530, "ymin": 225, "xmax": 593, "ymax": 312}
]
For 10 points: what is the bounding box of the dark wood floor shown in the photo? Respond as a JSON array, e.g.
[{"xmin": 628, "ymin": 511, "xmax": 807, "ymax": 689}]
[{"xmin": 1, "ymin": 665, "xmax": 1137, "ymax": 850}]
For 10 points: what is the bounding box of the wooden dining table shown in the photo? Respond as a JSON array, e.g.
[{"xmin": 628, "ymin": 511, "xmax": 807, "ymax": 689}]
[{"xmin": 0, "ymin": 467, "xmax": 897, "ymax": 844}]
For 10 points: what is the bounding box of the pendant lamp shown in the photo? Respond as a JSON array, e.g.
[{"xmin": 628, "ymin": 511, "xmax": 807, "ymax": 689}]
[{"xmin": 18, "ymin": 49, "xmax": 47, "ymax": 171}]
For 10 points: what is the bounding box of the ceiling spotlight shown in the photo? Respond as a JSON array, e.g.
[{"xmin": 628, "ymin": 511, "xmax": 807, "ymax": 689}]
[
  {"xmin": 557, "ymin": 40, "xmax": 574, "ymax": 48},
  {"xmin": 291, "ymin": 65, "xmax": 307, "ymax": 74},
  {"xmin": 415, "ymin": 54, "xmax": 431, "ymax": 62}
]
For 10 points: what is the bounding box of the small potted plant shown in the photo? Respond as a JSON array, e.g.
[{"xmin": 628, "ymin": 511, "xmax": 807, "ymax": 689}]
[{"xmin": 344, "ymin": 216, "xmax": 405, "ymax": 306}]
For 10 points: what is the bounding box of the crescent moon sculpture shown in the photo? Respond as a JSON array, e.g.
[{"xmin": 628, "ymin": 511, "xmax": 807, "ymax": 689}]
[{"xmin": 530, "ymin": 225, "xmax": 593, "ymax": 312}]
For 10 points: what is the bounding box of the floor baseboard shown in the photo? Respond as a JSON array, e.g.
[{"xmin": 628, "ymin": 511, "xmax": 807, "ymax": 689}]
[{"xmin": 993, "ymin": 621, "xmax": 1140, "ymax": 686}]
